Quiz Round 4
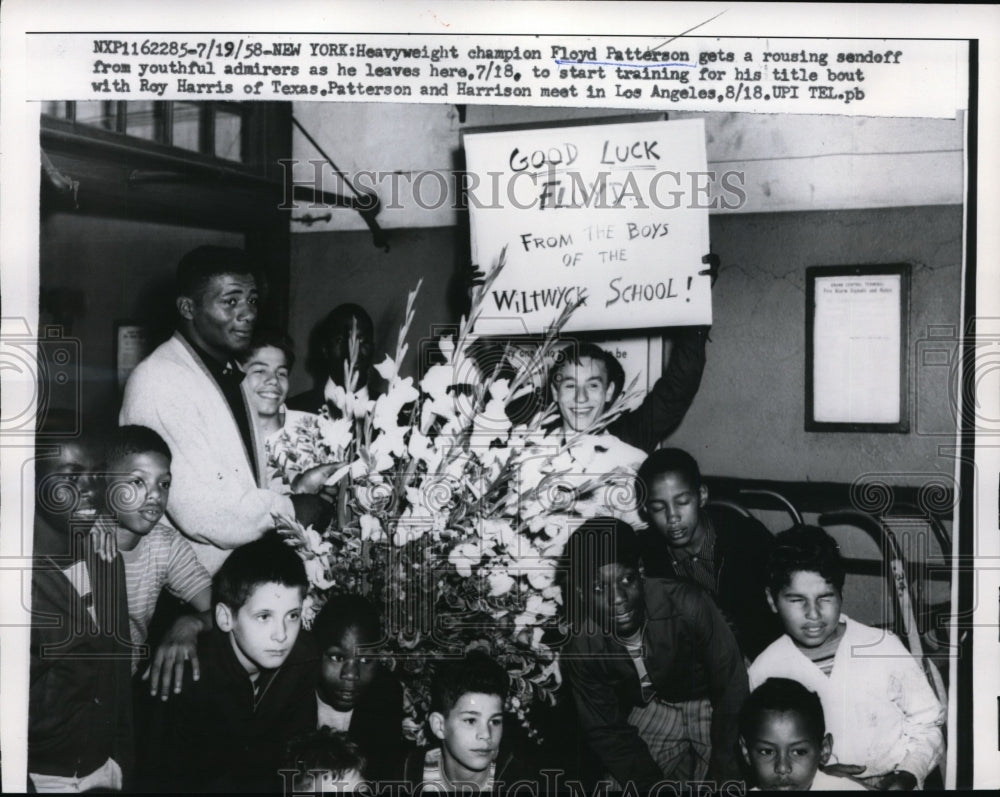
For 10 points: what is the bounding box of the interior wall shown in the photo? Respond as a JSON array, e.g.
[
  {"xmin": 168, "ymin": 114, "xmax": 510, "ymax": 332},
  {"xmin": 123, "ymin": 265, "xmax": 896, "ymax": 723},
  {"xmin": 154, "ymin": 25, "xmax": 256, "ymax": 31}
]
[
  {"xmin": 38, "ymin": 213, "xmax": 243, "ymax": 429},
  {"xmin": 288, "ymin": 204, "xmax": 963, "ymax": 486}
]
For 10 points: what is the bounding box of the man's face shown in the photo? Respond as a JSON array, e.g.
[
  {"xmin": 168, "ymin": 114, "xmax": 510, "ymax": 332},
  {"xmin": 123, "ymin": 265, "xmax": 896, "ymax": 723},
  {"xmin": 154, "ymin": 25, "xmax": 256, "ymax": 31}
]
[
  {"xmin": 216, "ymin": 581, "xmax": 303, "ymax": 676},
  {"xmin": 430, "ymin": 692, "xmax": 503, "ymax": 784},
  {"xmin": 180, "ymin": 273, "xmax": 258, "ymax": 361},
  {"xmin": 551, "ymin": 356, "xmax": 615, "ymax": 432},
  {"xmin": 318, "ymin": 624, "xmax": 379, "ymax": 711},
  {"xmin": 741, "ymin": 710, "xmax": 831, "ymax": 791},
  {"xmin": 644, "ymin": 471, "xmax": 708, "ymax": 553},
  {"xmin": 767, "ymin": 571, "xmax": 843, "ymax": 650},
  {"xmin": 243, "ymin": 345, "xmax": 290, "ymax": 419},
  {"xmin": 106, "ymin": 451, "xmax": 171, "ymax": 537},
  {"xmin": 36, "ymin": 441, "xmax": 100, "ymax": 534},
  {"xmin": 324, "ymin": 314, "xmax": 374, "ymax": 385},
  {"xmin": 586, "ymin": 563, "xmax": 645, "ymax": 636}
]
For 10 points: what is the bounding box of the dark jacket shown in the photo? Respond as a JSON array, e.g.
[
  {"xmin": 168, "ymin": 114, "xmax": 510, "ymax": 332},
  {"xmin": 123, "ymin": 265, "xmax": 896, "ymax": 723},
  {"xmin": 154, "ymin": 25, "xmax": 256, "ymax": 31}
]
[
  {"xmin": 562, "ymin": 578, "xmax": 749, "ymax": 791},
  {"xmin": 639, "ymin": 505, "xmax": 783, "ymax": 659},
  {"xmin": 401, "ymin": 744, "xmax": 536, "ymax": 793},
  {"xmin": 607, "ymin": 326, "xmax": 707, "ymax": 453},
  {"xmin": 143, "ymin": 626, "xmax": 318, "ymax": 792},
  {"xmin": 28, "ymin": 522, "xmax": 134, "ymax": 784}
]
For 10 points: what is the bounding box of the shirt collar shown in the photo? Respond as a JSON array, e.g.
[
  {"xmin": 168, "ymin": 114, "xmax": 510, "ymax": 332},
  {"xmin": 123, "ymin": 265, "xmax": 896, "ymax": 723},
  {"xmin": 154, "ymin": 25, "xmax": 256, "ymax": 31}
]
[{"xmin": 180, "ymin": 329, "xmax": 239, "ymax": 379}]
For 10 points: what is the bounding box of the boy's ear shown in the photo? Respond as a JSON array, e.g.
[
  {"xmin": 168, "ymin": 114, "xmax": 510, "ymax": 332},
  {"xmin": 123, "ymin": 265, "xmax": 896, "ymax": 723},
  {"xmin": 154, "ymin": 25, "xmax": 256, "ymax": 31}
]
[
  {"xmin": 698, "ymin": 484, "xmax": 709, "ymax": 508},
  {"xmin": 765, "ymin": 588, "xmax": 778, "ymax": 614},
  {"xmin": 215, "ymin": 602, "xmax": 234, "ymax": 632},
  {"xmin": 428, "ymin": 711, "xmax": 446, "ymax": 742},
  {"xmin": 738, "ymin": 735, "xmax": 750, "ymax": 766},
  {"xmin": 176, "ymin": 295, "xmax": 195, "ymax": 321},
  {"xmin": 819, "ymin": 733, "xmax": 833, "ymax": 765},
  {"xmin": 602, "ymin": 381, "xmax": 616, "ymax": 407}
]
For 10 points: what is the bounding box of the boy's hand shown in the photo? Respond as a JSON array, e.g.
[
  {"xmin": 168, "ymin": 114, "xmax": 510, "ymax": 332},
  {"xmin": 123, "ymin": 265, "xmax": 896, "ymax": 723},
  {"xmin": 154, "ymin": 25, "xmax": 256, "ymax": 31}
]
[
  {"xmin": 859, "ymin": 770, "xmax": 918, "ymax": 791},
  {"xmin": 699, "ymin": 253, "xmax": 721, "ymax": 287},
  {"xmin": 144, "ymin": 614, "xmax": 203, "ymax": 700},
  {"xmin": 291, "ymin": 462, "xmax": 342, "ymax": 495},
  {"xmin": 89, "ymin": 521, "xmax": 118, "ymax": 562}
]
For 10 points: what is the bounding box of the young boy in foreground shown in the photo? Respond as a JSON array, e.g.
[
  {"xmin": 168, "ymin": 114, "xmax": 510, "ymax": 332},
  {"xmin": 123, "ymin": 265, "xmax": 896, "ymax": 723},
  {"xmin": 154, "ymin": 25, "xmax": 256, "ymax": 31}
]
[
  {"xmin": 740, "ymin": 678, "xmax": 866, "ymax": 791},
  {"xmin": 282, "ymin": 728, "xmax": 369, "ymax": 794},
  {"xmin": 749, "ymin": 525, "xmax": 944, "ymax": 790},
  {"xmin": 144, "ymin": 533, "xmax": 317, "ymax": 792},
  {"xmin": 561, "ymin": 517, "xmax": 749, "ymax": 791},
  {"xmin": 402, "ymin": 650, "xmax": 533, "ymax": 792}
]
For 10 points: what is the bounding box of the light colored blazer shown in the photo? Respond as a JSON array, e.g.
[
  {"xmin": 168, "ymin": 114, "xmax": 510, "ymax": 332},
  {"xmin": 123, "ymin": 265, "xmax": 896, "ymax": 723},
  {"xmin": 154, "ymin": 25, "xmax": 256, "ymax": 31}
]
[{"xmin": 120, "ymin": 332, "xmax": 294, "ymax": 574}]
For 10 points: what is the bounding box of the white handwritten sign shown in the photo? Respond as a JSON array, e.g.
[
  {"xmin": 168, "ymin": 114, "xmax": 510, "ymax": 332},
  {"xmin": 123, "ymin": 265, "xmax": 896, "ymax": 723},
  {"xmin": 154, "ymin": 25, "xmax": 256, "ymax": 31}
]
[{"xmin": 465, "ymin": 118, "xmax": 712, "ymax": 334}]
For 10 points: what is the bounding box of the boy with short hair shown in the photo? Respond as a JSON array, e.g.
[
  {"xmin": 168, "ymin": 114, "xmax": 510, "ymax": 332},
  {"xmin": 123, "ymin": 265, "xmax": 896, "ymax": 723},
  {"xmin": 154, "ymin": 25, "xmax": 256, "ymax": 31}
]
[
  {"xmin": 402, "ymin": 650, "xmax": 533, "ymax": 792},
  {"xmin": 282, "ymin": 728, "xmax": 369, "ymax": 794},
  {"xmin": 740, "ymin": 678, "xmax": 866, "ymax": 791},
  {"xmin": 100, "ymin": 425, "xmax": 213, "ymax": 696},
  {"xmin": 144, "ymin": 533, "xmax": 317, "ymax": 792},
  {"xmin": 749, "ymin": 525, "xmax": 944, "ymax": 790},
  {"xmin": 561, "ymin": 517, "xmax": 749, "ymax": 791},
  {"xmin": 636, "ymin": 448, "xmax": 782, "ymax": 658},
  {"xmin": 313, "ymin": 594, "xmax": 406, "ymax": 780},
  {"xmin": 29, "ymin": 422, "xmax": 133, "ymax": 791}
]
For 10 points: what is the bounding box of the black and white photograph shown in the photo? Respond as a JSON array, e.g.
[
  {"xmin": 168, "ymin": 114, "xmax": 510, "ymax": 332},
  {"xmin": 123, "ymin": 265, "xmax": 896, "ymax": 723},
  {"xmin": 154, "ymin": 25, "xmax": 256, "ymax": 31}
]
[{"xmin": 2, "ymin": 1, "xmax": 998, "ymax": 793}]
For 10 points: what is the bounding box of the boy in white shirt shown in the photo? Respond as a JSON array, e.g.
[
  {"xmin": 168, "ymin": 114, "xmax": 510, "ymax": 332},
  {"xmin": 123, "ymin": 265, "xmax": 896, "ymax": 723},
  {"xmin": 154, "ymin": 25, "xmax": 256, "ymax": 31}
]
[{"xmin": 748, "ymin": 525, "xmax": 944, "ymax": 790}]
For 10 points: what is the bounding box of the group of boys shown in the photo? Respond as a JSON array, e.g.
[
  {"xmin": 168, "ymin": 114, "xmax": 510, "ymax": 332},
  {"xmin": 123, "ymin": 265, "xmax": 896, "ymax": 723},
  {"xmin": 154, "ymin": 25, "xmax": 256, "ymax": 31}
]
[{"xmin": 28, "ymin": 244, "xmax": 945, "ymax": 792}]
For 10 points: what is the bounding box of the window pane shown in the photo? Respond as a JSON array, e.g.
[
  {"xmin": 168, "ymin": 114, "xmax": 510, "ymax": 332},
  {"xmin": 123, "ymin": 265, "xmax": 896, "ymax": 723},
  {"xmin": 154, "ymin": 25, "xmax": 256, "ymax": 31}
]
[
  {"xmin": 125, "ymin": 101, "xmax": 159, "ymax": 141},
  {"xmin": 214, "ymin": 109, "xmax": 243, "ymax": 162},
  {"xmin": 74, "ymin": 101, "xmax": 118, "ymax": 130},
  {"xmin": 41, "ymin": 101, "xmax": 68, "ymax": 119},
  {"xmin": 172, "ymin": 102, "xmax": 202, "ymax": 152}
]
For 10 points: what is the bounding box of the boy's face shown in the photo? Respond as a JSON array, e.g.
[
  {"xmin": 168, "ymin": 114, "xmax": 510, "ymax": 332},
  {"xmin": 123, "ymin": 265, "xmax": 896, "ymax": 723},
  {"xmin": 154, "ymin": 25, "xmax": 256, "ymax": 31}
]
[
  {"xmin": 551, "ymin": 356, "xmax": 615, "ymax": 432},
  {"xmin": 243, "ymin": 345, "xmax": 290, "ymax": 419},
  {"xmin": 36, "ymin": 441, "xmax": 100, "ymax": 534},
  {"xmin": 216, "ymin": 581, "xmax": 303, "ymax": 676},
  {"xmin": 178, "ymin": 272, "xmax": 258, "ymax": 361},
  {"xmin": 429, "ymin": 692, "xmax": 503, "ymax": 783},
  {"xmin": 740, "ymin": 710, "xmax": 832, "ymax": 791},
  {"xmin": 644, "ymin": 471, "xmax": 708, "ymax": 552},
  {"xmin": 767, "ymin": 570, "xmax": 843, "ymax": 649},
  {"xmin": 106, "ymin": 451, "xmax": 171, "ymax": 536},
  {"xmin": 318, "ymin": 624, "xmax": 379, "ymax": 711},
  {"xmin": 584, "ymin": 563, "xmax": 645, "ymax": 636}
]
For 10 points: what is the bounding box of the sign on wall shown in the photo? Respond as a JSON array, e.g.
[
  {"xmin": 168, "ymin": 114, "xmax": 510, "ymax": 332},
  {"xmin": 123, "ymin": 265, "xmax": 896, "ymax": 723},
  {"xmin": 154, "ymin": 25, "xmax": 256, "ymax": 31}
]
[{"xmin": 464, "ymin": 117, "xmax": 712, "ymax": 334}]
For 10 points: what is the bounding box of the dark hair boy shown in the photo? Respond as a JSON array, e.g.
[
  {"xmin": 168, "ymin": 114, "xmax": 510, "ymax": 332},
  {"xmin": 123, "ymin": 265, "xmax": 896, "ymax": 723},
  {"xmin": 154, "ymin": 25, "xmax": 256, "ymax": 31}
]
[
  {"xmin": 143, "ymin": 533, "xmax": 317, "ymax": 792},
  {"xmin": 402, "ymin": 650, "xmax": 533, "ymax": 792},
  {"xmin": 739, "ymin": 678, "xmax": 866, "ymax": 791},
  {"xmin": 749, "ymin": 525, "xmax": 944, "ymax": 790},
  {"xmin": 635, "ymin": 447, "xmax": 782, "ymax": 658}
]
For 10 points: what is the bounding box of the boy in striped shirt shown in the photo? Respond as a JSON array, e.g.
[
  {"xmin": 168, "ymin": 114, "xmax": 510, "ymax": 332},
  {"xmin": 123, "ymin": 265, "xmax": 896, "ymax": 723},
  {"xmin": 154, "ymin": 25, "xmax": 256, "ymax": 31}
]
[{"xmin": 102, "ymin": 425, "xmax": 212, "ymax": 698}]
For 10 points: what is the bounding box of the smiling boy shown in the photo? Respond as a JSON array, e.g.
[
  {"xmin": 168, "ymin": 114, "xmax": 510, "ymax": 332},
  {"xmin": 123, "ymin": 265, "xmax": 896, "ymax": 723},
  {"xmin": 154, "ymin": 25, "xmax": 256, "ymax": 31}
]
[
  {"xmin": 749, "ymin": 525, "xmax": 944, "ymax": 790},
  {"xmin": 144, "ymin": 533, "xmax": 317, "ymax": 792},
  {"xmin": 548, "ymin": 326, "xmax": 707, "ymax": 453},
  {"xmin": 561, "ymin": 517, "xmax": 748, "ymax": 791}
]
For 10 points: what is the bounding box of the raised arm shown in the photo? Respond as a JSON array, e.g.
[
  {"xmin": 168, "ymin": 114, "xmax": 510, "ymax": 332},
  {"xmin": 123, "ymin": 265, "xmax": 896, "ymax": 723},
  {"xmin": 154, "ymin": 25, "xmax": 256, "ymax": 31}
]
[{"xmin": 607, "ymin": 325, "xmax": 709, "ymax": 453}]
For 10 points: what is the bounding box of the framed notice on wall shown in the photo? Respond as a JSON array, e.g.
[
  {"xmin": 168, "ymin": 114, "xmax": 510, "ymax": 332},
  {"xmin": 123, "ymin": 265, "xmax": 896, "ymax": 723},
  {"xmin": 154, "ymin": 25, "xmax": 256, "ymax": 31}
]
[
  {"xmin": 115, "ymin": 322, "xmax": 152, "ymax": 392},
  {"xmin": 805, "ymin": 264, "xmax": 910, "ymax": 432}
]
